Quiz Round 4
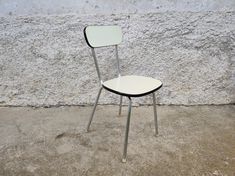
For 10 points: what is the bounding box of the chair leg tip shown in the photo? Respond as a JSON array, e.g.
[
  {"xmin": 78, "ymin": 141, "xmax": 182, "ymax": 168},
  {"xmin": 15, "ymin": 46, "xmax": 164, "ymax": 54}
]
[{"xmin": 122, "ymin": 158, "xmax": 127, "ymax": 163}]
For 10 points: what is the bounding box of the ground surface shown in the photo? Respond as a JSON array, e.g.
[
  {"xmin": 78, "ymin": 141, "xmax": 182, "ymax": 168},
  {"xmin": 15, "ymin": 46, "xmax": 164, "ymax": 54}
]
[{"xmin": 0, "ymin": 105, "xmax": 234, "ymax": 176}]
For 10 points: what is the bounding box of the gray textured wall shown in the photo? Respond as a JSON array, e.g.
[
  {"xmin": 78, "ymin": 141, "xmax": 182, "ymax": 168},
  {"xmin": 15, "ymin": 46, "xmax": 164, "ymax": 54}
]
[
  {"xmin": 0, "ymin": 1, "xmax": 235, "ymax": 106},
  {"xmin": 1, "ymin": 0, "xmax": 235, "ymax": 15}
]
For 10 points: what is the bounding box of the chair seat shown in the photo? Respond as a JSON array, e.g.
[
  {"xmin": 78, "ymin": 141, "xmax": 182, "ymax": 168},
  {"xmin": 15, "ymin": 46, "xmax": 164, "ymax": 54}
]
[{"xmin": 102, "ymin": 75, "xmax": 162, "ymax": 97}]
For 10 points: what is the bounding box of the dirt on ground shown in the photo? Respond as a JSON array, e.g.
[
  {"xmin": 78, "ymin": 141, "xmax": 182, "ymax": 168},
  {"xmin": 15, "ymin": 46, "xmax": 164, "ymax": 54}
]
[{"xmin": 0, "ymin": 105, "xmax": 235, "ymax": 176}]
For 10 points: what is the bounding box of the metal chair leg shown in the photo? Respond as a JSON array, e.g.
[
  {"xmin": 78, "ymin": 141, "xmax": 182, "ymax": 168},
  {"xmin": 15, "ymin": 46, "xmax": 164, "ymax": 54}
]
[
  {"xmin": 87, "ymin": 87, "xmax": 103, "ymax": 132},
  {"xmin": 152, "ymin": 92, "xmax": 158, "ymax": 136},
  {"xmin": 122, "ymin": 97, "xmax": 132, "ymax": 163},
  {"xmin": 118, "ymin": 96, "xmax": 123, "ymax": 116}
]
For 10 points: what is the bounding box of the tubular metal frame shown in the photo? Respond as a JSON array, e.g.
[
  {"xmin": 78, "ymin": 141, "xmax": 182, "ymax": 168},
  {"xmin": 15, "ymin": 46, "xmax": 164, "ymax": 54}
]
[
  {"xmin": 119, "ymin": 95, "xmax": 123, "ymax": 115},
  {"xmin": 152, "ymin": 92, "xmax": 158, "ymax": 135},
  {"xmin": 91, "ymin": 48, "xmax": 102, "ymax": 84},
  {"xmin": 122, "ymin": 97, "xmax": 132, "ymax": 163},
  {"xmin": 87, "ymin": 45, "xmax": 159, "ymax": 162},
  {"xmin": 87, "ymin": 87, "xmax": 103, "ymax": 132}
]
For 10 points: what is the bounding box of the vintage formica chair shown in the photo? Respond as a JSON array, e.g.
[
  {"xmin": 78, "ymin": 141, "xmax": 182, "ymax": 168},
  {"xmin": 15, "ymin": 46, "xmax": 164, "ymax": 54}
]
[{"xmin": 84, "ymin": 26, "xmax": 162, "ymax": 162}]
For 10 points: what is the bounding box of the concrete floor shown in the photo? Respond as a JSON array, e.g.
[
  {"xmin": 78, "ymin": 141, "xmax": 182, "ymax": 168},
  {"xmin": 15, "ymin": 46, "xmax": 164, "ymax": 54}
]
[{"xmin": 0, "ymin": 105, "xmax": 234, "ymax": 176}]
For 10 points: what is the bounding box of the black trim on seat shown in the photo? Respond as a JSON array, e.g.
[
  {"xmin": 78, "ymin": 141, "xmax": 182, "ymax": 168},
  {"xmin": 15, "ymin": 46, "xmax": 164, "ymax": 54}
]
[{"xmin": 102, "ymin": 83, "xmax": 163, "ymax": 98}]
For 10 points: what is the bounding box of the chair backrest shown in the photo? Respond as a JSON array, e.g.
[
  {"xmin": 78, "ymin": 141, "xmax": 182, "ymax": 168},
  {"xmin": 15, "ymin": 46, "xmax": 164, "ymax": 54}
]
[
  {"xmin": 84, "ymin": 26, "xmax": 122, "ymax": 48},
  {"xmin": 84, "ymin": 25, "xmax": 122, "ymax": 83}
]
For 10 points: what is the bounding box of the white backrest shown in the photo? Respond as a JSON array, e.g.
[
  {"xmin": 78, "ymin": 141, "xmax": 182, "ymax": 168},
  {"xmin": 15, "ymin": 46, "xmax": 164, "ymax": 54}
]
[{"xmin": 84, "ymin": 26, "xmax": 122, "ymax": 48}]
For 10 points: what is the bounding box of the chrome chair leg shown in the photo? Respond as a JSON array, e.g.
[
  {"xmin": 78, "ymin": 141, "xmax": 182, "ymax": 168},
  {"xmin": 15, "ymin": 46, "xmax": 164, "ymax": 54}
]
[
  {"xmin": 118, "ymin": 95, "xmax": 123, "ymax": 116},
  {"xmin": 122, "ymin": 97, "xmax": 132, "ymax": 163},
  {"xmin": 152, "ymin": 92, "xmax": 158, "ymax": 136},
  {"xmin": 87, "ymin": 87, "xmax": 103, "ymax": 132}
]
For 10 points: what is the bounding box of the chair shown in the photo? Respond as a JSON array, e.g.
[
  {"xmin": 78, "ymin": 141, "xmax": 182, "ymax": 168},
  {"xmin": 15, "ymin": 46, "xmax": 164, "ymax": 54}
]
[{"xmin": 83, "ymin": 26, "xmax": 162, "ymax": 162}]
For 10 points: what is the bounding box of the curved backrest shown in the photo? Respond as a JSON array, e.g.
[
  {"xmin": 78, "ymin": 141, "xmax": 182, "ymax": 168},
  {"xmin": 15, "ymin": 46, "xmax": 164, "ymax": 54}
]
[{"xmin": 84, "ymin": 26, "xmax": 122, "ymax": 48}]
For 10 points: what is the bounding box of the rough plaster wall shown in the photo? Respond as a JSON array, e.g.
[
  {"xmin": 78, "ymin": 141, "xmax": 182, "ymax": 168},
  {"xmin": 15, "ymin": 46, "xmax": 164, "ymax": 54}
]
[
  {"xmin": 0, "ymin": 11, "xmax": 234, "ymax": 106},
  {"xmin": 1, "ymin": 0, "xmax": 235, "ymax": 15}
]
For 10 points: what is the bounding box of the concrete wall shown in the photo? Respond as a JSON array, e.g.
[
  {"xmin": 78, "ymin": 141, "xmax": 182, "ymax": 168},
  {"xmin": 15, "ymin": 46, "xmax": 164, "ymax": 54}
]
[
  {"xmin": 1, "ymin": 0, "xmax": 235, "ymax": 15},
  {"xmin": 0, "ymin": 1, "xmax": 235, "ymax": 106}
]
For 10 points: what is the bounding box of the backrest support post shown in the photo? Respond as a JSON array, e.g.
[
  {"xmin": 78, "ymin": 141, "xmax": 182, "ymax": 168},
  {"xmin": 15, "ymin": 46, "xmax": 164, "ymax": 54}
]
[
  {"xmin": 115, "ymin": 45, "xmax": 121, "ymax": 77},
  {"xmin": 84, "ymin": 26, "xmax": 123, "ymax": 82},
  {"xmin": 91, "ymin": 48, "xmax": 102, "ymax": 83}
]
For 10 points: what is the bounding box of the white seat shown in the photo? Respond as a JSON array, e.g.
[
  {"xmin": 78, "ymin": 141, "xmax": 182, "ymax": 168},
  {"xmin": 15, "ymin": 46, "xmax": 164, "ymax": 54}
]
[{"xmin": 102, "ymin": 75, "xmax": 162, "ymax": 97}]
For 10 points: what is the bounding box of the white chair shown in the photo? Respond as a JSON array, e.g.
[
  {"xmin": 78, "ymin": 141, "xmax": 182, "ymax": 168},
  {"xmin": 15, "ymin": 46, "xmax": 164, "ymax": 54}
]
[{"xmin": 84, "ymin": 26, "xmax": 162, "ymax": 162}]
